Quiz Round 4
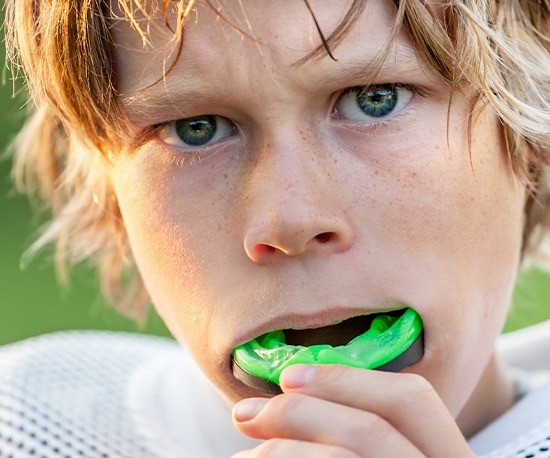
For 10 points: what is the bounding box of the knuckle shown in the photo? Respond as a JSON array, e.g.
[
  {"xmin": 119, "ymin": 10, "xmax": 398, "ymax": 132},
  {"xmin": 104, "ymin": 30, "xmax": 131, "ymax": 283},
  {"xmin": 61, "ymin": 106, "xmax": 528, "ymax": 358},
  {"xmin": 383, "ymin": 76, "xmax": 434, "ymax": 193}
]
[
  {"xmin": 358, "ymin": 412, "xmax": 393, "ymax": 443},
  {"xmin": 324, "ymin": 446, "xmax": 361, "ymax": 458},
  {"xmin": 253, "ymin": 439, "xmax": 284, "ymax": 457},
  {"xmin": 403, "ymin": 373, "xmax": 435, "ymax": 397},
  {"xmin": 270, "ymin": 392, "xmax": 306, "ymax": 421}
]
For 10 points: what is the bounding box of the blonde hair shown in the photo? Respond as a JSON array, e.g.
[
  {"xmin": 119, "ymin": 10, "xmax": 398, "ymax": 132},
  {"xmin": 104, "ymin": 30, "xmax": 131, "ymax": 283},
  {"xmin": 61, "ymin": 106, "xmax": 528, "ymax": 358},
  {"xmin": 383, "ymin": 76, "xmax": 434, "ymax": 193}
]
[{"xmin": 5, "ymin": 0, "xmax": 550, "ymax": 320}]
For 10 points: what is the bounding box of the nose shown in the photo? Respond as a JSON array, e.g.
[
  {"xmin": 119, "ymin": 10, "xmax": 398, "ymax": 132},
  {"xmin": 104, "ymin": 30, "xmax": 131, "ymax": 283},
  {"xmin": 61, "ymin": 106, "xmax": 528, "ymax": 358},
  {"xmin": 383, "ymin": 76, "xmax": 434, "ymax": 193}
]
[{"xmin": 243, "ymin": 138, "xmax": 354, "ymax": 263}]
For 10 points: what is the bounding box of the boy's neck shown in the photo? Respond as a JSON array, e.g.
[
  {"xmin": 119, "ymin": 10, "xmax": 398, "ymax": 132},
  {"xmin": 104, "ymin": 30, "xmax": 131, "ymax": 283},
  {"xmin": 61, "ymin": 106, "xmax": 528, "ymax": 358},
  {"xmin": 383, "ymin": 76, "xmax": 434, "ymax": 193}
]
[{"xmin": 456, "ymin": 353, "xmax": 517, "ymax": 438}]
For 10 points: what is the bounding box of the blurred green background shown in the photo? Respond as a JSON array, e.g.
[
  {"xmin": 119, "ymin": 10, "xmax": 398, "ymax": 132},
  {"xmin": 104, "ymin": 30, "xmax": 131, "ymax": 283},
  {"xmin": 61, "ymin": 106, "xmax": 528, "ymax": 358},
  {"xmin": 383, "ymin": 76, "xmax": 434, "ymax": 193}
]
[
  {"xmin": 1, "ymin": 30, "xmax": 549, "ymax": 347},
  {"xmin": 0, "ymin": 30, "xmax": 170, "ymax": 344}
]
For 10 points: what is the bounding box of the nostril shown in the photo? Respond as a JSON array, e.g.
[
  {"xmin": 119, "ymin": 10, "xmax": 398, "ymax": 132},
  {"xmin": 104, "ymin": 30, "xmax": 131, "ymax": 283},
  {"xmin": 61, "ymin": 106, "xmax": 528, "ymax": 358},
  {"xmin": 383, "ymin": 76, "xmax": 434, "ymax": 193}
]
[
  {"xmin": 252, "ymin": 244, "xmax": 277, "ymax": 258},
  {"xmin": 315, "ymin": 232, "xmax": 333, "ymax": 243}
]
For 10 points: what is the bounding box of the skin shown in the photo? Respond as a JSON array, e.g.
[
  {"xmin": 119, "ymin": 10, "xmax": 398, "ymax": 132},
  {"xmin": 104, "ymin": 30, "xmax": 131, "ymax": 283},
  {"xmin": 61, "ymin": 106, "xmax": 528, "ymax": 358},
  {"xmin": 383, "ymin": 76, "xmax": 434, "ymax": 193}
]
[{"xmin": 109, "ymin": 0, "xmax": 526, "ymax": 455}]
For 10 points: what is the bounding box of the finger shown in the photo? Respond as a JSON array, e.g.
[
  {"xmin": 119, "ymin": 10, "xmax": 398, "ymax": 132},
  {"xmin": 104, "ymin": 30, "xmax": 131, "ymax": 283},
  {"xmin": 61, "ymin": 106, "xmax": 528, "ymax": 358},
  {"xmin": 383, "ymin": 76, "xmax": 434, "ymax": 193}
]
[
  {"xmin": 232, "ymin": 438, "xmax": 361, "ymax": 458},
  {"xmin": 279, "ymin": 365, "xmax": 473, "ymax": 457},
  {"xmin": 233, "ymin": 394, "xmax": 424, "ymax": 457}
]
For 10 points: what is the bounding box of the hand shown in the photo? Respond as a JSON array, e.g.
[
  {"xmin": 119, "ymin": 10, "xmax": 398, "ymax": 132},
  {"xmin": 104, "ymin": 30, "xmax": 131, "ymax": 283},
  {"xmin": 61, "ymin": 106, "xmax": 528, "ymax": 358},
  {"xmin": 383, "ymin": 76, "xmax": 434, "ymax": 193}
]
[{"xmin": 231, "ymin": 365, "xmax": 474, "ymax": 457}]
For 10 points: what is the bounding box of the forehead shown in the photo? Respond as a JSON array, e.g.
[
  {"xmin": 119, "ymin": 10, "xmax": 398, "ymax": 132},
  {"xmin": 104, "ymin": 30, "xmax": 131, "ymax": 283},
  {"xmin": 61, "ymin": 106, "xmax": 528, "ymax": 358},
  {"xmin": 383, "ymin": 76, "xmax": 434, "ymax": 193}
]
[{"xmin": 110, "ymin": 0, "xmax": 432, "ymax": 98}]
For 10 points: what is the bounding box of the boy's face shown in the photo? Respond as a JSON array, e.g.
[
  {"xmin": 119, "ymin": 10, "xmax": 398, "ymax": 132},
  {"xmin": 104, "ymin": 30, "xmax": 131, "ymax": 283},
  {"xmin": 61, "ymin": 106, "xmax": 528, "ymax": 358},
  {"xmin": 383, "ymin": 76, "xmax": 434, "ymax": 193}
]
[{"xmin": 110, "ymin": 0, "xmax": 525, "ymax": 414}]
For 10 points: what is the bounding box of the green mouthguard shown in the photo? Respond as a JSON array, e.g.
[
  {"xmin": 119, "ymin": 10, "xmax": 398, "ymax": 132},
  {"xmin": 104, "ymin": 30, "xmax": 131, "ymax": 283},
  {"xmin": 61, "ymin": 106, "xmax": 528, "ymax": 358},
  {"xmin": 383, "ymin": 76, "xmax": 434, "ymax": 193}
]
[{"xmin": 232, "ymin": 307, "xmax": 423, "ymax": 393}]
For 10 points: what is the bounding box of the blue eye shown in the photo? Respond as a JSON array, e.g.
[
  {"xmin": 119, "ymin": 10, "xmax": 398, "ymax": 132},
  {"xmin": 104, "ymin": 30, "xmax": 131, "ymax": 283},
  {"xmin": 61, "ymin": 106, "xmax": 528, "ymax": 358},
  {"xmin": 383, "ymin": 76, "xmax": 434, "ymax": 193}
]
[
  {"xmin": 335, "ymin": 84, "xmax": 414, "ymax": 123},
  {"xmin": 158, "ymin": 115, "xmax": 236, "ymax": 148}
]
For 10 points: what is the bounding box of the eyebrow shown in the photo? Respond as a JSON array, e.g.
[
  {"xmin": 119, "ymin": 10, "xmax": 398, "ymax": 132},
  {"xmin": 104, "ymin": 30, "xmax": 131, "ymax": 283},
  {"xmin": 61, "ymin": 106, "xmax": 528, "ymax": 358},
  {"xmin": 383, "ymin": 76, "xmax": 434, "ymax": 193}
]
[
  {"xmin": 120, "ymin": 44, "xmax": 424, "ymax": 123},
  {"xmin": 120, "ymin": 77, "xmax": 219, "ymax": 124},
  {"xmin": 299, "ymin": 45, "xmax": 424, "ymax": 88}
]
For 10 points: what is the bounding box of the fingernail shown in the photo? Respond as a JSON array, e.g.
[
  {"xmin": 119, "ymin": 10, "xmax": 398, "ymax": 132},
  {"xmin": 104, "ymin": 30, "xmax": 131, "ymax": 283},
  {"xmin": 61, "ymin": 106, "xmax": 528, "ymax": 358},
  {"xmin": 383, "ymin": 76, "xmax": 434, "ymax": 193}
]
[
  {"xmin": 233, "ymin": 398, "xmax": 268, "ymax": 422},
  {"xmin": 280, "ymin": 364, "xmax": 318, "ymax": 389}
]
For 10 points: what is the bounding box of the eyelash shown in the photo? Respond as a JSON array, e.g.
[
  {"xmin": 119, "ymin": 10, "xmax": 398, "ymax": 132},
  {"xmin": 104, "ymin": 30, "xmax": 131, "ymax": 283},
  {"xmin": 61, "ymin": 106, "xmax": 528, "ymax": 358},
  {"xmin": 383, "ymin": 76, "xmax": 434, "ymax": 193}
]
[
  {"xmin": 338, "ymin": 83, "xmax": 419, "ymax": 100},
  {"xmin": 142, "ymin": 118, "xmax": 233, "ymax": 167}
]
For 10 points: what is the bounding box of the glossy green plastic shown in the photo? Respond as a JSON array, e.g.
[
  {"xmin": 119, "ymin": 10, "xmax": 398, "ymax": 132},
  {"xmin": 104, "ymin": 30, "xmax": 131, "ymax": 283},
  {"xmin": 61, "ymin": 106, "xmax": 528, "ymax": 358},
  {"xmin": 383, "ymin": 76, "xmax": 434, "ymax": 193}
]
[{"xmin": 232, "ymin": 307, "xmax": 423, "ymax": 385}]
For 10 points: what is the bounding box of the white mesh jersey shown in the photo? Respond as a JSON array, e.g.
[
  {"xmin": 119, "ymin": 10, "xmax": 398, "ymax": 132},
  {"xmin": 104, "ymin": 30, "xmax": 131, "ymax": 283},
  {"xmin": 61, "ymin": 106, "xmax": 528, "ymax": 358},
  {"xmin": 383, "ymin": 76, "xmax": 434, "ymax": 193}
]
[
  {"xmin": 0, "ymin": 331, "xmax": 259, "ymax": 458},
  {"xmin": 0, "ymin": 329, "xmax": 548, "ymax": 457}
]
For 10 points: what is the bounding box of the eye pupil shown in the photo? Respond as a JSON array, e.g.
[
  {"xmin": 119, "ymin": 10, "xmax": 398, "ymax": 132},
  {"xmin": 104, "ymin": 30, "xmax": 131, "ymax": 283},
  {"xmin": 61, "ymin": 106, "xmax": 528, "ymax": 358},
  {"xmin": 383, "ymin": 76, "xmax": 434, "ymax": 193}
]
[
  {"xmin": 176, "ymin": 115, "xmax": 217, "ymax": 146},
  {"xmin": 357, "ymin": 85, "xmax": 398, "ymax": 118}
]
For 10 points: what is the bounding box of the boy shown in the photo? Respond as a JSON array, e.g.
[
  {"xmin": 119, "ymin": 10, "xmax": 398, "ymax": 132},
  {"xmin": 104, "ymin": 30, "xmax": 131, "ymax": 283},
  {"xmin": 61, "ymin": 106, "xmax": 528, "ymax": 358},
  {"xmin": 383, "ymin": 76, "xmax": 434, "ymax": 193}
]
[{"xmin": 2, "ymin": 0, "xmax": 549, "ymax": 456}]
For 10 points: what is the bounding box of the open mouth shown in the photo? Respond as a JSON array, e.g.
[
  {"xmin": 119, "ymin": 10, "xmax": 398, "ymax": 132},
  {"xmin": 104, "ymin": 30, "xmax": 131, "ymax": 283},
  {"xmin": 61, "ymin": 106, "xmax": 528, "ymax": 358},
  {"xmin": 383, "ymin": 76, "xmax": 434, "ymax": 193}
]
[
  {"xmin": 284, "ymin": 309, "xmax": 405, "ymax": 347},
  {"xmin": 232, "ymin": 307, "xmax": 423, "ymax": 394}
]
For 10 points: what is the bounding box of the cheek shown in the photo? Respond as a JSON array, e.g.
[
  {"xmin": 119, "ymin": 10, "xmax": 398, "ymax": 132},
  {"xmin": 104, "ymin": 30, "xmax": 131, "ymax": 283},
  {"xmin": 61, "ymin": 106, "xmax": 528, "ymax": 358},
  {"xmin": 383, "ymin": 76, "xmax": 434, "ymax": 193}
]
[
  {"xmin": 384, "ymin": 116, "xmax": 525, "ymax": 414},
  {"xmin": 343, "ymin": 115, "xmax": 524, "ymax": 317},
  {"xmin": 109, "ymin": 149, "xmax": 233, "ymax": 346}
]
